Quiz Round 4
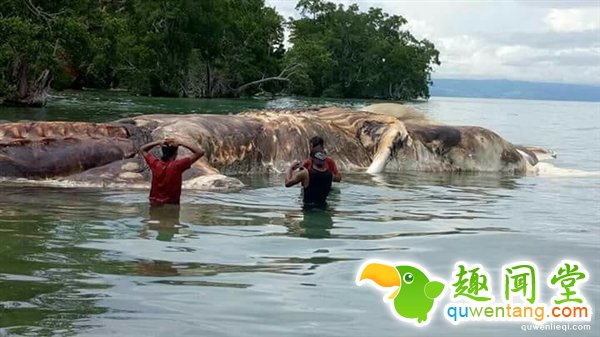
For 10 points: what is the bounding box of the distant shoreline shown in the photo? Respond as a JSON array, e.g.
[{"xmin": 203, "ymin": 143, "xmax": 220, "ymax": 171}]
[
  {"xmin": 429, "ymin": 79, "xmax": 600, "ymax": 103},
  {"xmin": 2, "ymin": 80, "xmax": 598, "ymax": 109}
]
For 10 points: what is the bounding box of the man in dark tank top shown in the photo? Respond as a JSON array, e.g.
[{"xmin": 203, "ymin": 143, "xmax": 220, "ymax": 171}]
[
  {"xmin": 302, "ymin": 136, "xmax": 342, "ymax": 182},
  {"xmin": 285, "ymin": 150, "xmax": 333, "ymax": 208}
]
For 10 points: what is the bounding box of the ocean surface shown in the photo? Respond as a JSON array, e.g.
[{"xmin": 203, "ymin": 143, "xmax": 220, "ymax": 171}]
[{"xmin": 0, "ymin": 92, "xmax": 598, "ymax": 336}]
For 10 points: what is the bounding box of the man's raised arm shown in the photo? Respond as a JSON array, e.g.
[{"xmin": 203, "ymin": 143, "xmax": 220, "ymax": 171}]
[
  {"xmin": 140, "ymin": 140, "xmax": 163, "ymax": 155},
  {"xmin": 285, "ymin": 162, "xmax": 308, "ymax": 188},
  {"xmin": 174, "ymin": 139, "xmax": 205, "ymax": 163}
]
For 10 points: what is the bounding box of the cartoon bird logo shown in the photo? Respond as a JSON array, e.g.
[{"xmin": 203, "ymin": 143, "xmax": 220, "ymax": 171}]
[{"xmin": 356, "ymin": 260, "xmax": 446, "ymax": 326}]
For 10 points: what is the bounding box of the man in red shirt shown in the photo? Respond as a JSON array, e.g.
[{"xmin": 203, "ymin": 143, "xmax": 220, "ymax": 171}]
[
  {"xmin": 140, "ymin": 137, "xmax": 204, "ymax": 205},
  {"xmin": 302, "ymin": 136, "xmax": 341, "ymax": 182}
]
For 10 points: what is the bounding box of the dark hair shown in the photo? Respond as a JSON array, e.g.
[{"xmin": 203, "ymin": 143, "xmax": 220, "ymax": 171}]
[
  {"xmin": 161, "ymin": 145, "xmax": 178, "ymax": 161},
  {"xmin": 310, "ymin": 136, "xmax": 324, "ymax": 149}
]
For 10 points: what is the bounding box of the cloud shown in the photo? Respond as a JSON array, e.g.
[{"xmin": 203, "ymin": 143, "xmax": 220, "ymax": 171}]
[
  {"xmin": 485, "ymin": 30, "xmax": 600, "ymax": 49},
  {"xmin": 404, "ymin": 18, "xmax": 435, "ymax": 39},
  {"xmin": 544, "ymin": 8, "xmax": 600, "ymax": 32},
  {"xmin": 433, "ymin": 34, "xmax": 600, "ymax": 84},
  {"xmin": 265, "ymin": 0, "xmax": 600, "ymax": 84},
  {"xmin": 266, "ymin": 0, "xmax": 297, "ymax": 19},
  {"xmin": 517, "ymin": 0, "xmax": 600, "ymax": 9}
]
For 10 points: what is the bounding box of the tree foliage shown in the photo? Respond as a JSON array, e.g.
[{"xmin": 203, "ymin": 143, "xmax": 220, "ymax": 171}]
[
  {"xmin": 287, "ymin": 0, "xmax": 440, "ymax": 99},
  {"xmin": 0, "ymin": 0, "xmax": 440, "ymax": 105}
]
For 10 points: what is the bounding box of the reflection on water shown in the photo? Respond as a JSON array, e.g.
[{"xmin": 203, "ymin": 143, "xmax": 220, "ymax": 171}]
[
  {"xmin": 0, "ymin": 95, "xmax": 598, "ymax": 336},
  {"xmin": 1, "ymin": 169, "xmax": 597, "ymax": 336},
  {"xmin": 0, "ymin": 91, "xmax": 373, "ymax": 123},
  {"xmin": 300, "ymin": 208, "xmax": 334, "ymax": 239},
  {"xmin": 283, "ymin": 208, "xmax": 335, "ymax": 239},
  {"xmin": 143, "ymin": 204, "xmax": 184, "ymax": 242}
]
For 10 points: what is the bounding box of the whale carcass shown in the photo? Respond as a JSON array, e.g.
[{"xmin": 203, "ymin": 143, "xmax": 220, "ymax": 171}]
[{"xmin": 0, "ymin": 105, "xmax": 553, "ymax": 189}]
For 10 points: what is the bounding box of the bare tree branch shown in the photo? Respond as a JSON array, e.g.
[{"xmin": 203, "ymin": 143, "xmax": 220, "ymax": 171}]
[
  {"xmin": 235, "ymin": 63, "xmax": 302, "ymax": 94},
  {"xmin": 23, "ymin": 0, "xmax": 64, "ymax": 23}
]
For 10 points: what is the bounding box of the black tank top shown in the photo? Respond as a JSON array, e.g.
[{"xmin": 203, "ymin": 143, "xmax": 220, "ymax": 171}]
[{"xmin": 303, "ymin": 168, "xmax": 333, "ymax": 207}]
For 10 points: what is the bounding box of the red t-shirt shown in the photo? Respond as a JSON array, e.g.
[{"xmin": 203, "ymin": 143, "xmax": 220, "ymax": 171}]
[
  {"xmin": 143, "ymin": 153, "xmax": 193, "ymax": 205},
  {"xmin": 303, "ymin": 157, "xmax": 339, "ymax": 175}
]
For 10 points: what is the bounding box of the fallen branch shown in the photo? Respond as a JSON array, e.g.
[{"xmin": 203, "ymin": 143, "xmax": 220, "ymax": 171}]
[
  {"xmin": 23, "ymin": 0, "xmax": 64, "ymax": 23},
  {"xmin": 234, "ymin": 63, "xmax": 302, "ymax": 94},
  {"xmin": 234, "ymin": 76, "xmax": 291, "ymax": 93}
]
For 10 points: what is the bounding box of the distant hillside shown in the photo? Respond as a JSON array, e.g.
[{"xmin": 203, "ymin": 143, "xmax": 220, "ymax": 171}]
[{"xmin": 429, "ymin": 79, "xmax": 600, "ymax": 102}]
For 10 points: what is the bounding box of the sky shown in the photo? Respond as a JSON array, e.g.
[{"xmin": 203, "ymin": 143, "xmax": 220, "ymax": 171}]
[{"xmin": 265, "ymin": 0, "xmax": 600, "ymax": 85}]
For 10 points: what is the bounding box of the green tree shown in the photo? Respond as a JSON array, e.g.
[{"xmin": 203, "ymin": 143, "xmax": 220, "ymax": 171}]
[
  {"xmin": 118, "ymin": 0, "xmax": 285, "ymax": 97},
  {"xmin": 286, "ymin": 0, "xmax": 440, "ymax": 99},
  {"xmin": 0, "ymin": 0, "xmax": 58, "ymax": 106},
  {"xmin": 0, "ymin": 0, "xmax": 131, "ymax": 105},
  {"xmin": 0, "ymin": 0, "xmax": 287, "ymax": 103},
  {"xmin": 0, "ymin": 0, "xmax": 440, "ymax": 105}
]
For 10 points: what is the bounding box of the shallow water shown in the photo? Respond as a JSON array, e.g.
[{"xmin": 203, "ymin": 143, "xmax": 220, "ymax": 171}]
[{"xmin": 0, "ymin": 93, "xmax": 599, "ymax": 336}]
